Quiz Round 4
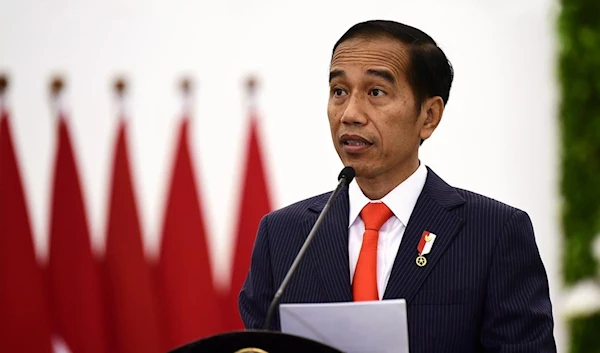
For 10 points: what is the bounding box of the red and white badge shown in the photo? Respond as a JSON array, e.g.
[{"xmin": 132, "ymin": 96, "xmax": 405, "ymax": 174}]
[{"xmin": 416, "ymin": 231, "xmax": 437, "ymax": 267}]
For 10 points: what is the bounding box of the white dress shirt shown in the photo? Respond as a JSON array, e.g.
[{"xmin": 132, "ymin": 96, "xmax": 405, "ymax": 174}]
[{"xmin": 348, "ymin": 163, "xmax": 428, "ymax": 299}]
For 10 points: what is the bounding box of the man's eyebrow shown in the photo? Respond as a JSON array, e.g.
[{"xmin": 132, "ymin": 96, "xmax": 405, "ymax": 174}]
[
  {"xmin": 366, "ymin": 69, "xmax": 396, "ymax": 85},
  {"xmin": 329, "ymin": 70, "xmax": 345, "ymax": 82}
]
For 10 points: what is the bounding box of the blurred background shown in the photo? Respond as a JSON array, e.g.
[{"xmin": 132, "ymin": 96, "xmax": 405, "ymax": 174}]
[{"xmin": 1, "ymin": 0, "xmax": 599, "ymax": 352}]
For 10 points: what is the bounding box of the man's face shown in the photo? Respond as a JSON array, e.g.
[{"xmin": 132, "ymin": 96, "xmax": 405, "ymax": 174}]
[{"xmin": 328, "ymin": 36, "xmax": 426, "ymax": 181}]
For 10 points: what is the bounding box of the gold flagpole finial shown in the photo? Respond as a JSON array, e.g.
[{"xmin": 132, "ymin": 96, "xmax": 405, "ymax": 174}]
[
  {"xmin": 50, "ymin": 76, "xmax": 64, "ymax": 97},
  {"xmin": 113, "ymin": 77, "xmax": 128, "ymax": 119},
  {"xmin": 179, "ymin": 77, "xmax": 194, "ymax": 120},
  {"xmin": 0, "ymin": 75, "xmax": 7, "ymax": 96},
  {"xmin": 246, "ymin": 76, "xmax": 258, "ymax": 96},
  {"xmin": 114, "ymin": 77, "xmax": 127, "ymax": 97},
  {"xmin": 181, "ymin": 77, "xmax": 192, "ymax": 95}
]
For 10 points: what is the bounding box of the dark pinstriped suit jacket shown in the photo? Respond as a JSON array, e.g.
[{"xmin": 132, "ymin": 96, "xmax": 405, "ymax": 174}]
[{"xmin": 239, "ymin": 167, "xmax": 556, "ymax": 352}]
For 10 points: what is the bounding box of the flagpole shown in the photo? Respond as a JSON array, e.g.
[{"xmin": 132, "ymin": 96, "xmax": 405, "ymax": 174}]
[
  {"xmin": 246, "ymin": 76, "xmax": 258, "ymax": 118},
  {"xmin": 0, "ymin": 73, "xmax": 55, "ymax": 353},
  {"xmin": 223, "ymin": 74, "xmax": 274, "ymax": 330},
  {"xmin": 180, "ymin": 77, "xmax": 192, "ymax": 121},
  {"xmin": 0, "ymin": 75, "xmax": 7, "ymax": 112},
  {"xmin": 114, "ymin": 77, "xmax": 127, "ymax": 120},
  {"xmin": 47, "ymin": 73, "xmax": 109, "ymax": 353},
  {"xmin": 159, "ymin": 76, "xmax": 224, "ymax": 349},
  {"xmin": 105, "ymin": 75, "xmax": 163, "ymax": 353},
  {"xmin": 49, "ymin": 76, "xmax": 65, "ymax": 119}
]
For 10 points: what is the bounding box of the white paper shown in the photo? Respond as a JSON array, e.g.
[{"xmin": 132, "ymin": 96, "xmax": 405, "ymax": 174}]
[{"xmin": 279, "ymin": 299, "xmax": 409, "ymax": 353}]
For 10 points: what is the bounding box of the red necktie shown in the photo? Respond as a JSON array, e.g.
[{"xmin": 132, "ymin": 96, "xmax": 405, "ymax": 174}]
[{"xmin": 353, "ymin": 202, "xmax": 393, "ymax": 301}]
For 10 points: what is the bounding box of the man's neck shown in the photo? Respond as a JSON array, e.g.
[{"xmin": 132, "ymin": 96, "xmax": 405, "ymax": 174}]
[{"xmin": 355, "ymin": 160, "xmax": 420, "ymax": 200}]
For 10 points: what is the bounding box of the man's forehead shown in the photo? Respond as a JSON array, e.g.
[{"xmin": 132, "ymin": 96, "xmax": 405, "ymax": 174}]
[
  {"xmin": 332, "ymin": 35, "xmax": 409, "ymax": 58},
  {"xmin": 329, "ymin": 37, "xmax": 409, "ymax": 81}
]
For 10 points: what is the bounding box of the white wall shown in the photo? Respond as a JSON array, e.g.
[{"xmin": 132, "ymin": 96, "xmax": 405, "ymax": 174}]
[{"xmin": 0, "ymin": 0, "xmax": 564, "ymax": 350}]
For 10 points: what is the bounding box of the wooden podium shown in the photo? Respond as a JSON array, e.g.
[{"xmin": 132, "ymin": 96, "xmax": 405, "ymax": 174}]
[{"xmin": 168, "ymin": 330, "xmax": 342, "ymax": 353}]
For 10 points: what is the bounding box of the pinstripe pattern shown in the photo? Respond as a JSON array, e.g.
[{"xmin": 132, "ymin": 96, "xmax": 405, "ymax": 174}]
[{"xmin": 239, "ymin": 167, "xmax": 556, "ymax": 352}]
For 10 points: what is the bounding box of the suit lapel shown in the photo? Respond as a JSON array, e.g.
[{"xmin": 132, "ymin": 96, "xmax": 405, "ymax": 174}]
[
  {"xmin": 304, "ymin": 187, "xmax": 353, "ymax": 302},
  {"xmin": 300, "ymin": 168, "xmax": 465, "ymax": 304},
  {"xmin": 383, "ymin": 168, "xmax": 465, "ymax": 303}
]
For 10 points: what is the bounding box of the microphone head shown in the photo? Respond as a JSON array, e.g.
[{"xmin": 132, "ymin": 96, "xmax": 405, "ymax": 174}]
[{"xmin": 338, "ymin": 166, "xmax": 355, "ymax": 186}]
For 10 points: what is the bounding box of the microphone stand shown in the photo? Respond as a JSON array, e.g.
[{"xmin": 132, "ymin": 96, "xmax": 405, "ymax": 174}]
[{"xmin": 263, "ymin": 169, "xmax": 354, "ymax": 330}]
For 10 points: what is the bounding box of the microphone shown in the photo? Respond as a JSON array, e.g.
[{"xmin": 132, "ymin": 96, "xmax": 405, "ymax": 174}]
[{"xmin": 263, "ymin": 166, "xmax": 356, "ymax": 330}]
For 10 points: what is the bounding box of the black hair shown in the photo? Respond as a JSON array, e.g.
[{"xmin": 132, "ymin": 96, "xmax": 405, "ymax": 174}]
[{"xmin": 332, "ymin": 20, "xmax": 454, "ymax": 110}]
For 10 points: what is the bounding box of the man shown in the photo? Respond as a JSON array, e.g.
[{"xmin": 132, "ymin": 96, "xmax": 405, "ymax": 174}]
[{"xmin": 239, "ymin": 20, "xmax": 556, "ymax": 352}]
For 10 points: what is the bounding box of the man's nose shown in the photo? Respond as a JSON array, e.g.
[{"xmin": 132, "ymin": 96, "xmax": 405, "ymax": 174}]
[{"xmin": 340, "ymin": 94, "xmax": 368, "ymax": 125}]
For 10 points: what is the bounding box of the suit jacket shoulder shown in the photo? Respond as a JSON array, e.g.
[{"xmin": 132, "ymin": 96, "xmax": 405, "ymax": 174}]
[
  {"xmin": 422, "ymin": 168, "xmax": 530, "ymax": 244},
  {"xmin": 263, "ymin": 190, "xmax": 334, "ymax": 228}
]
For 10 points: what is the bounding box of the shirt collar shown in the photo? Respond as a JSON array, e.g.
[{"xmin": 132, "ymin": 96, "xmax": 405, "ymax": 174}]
[{"xmin": 348, "ymin": 162, "xmax": 428, "ymax": 228}]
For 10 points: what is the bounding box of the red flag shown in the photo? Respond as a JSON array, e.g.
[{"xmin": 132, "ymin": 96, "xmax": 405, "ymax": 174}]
[
  {"xmin": 47, "ymin": 117, "xmax": 108, "ymax": 353},
  {"xmin": 224, "ymin": 114, "xmax": 272, "ymax": 330},
  {"xmin": 103, "ymin": 121, "xmax": 162, "ymax": 353},
  {"xmin": 0, "ymin": 110, "xmax": 53, "ymax": 352},
  {"xmin": 157, "ymin": 118, "xmax": 223, "ymax": 350}
]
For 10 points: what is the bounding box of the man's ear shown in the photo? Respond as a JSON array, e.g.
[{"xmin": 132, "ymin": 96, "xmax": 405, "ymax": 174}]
[{"xmin": 420, "ymin": 96, "xmax": 444, "ymax": 141}]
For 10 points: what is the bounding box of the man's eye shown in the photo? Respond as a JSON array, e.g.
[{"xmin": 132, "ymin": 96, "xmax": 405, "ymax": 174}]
[
  {"xmin": 333, "ymin": 88, "xmax": 346, "ymax": 97},
  {"xmin": 370, "ymin": 88, "xmax": 385, "ymax": 97}
]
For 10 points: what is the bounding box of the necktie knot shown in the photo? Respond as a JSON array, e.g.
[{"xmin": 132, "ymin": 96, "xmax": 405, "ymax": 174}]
[{"xmin": 360, "ymin": 202, "xmax": 393, "ymax": 231}]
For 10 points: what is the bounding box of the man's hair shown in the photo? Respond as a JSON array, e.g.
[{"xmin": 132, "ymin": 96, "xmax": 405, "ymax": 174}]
[{"xmin": 332, "ymin": 20, "xmax": 454, "ymax": 109}]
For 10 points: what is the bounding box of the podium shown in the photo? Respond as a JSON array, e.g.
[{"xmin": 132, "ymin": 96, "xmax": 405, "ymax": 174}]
[{"xmin": 168, "ymin": 330, "xmax": 342, "ymax": 353}]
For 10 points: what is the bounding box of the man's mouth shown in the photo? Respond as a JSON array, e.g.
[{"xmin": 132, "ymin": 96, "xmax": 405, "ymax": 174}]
[
  {"xmin": 340, "ymin": 134, "xmax": 373, "ymax": 152},
  {"xmin": 341, "ymin": 134, "xmax": 372, "ymax": 145},
  {"xmin": 344, "ymin": 140, "xmax": 370, "ymax": 146}
]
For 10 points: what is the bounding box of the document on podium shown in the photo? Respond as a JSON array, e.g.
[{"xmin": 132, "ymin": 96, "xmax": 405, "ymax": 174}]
[{"xmin": 279, "ymin": 299, "xmax": 409, "ymax": 353}]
